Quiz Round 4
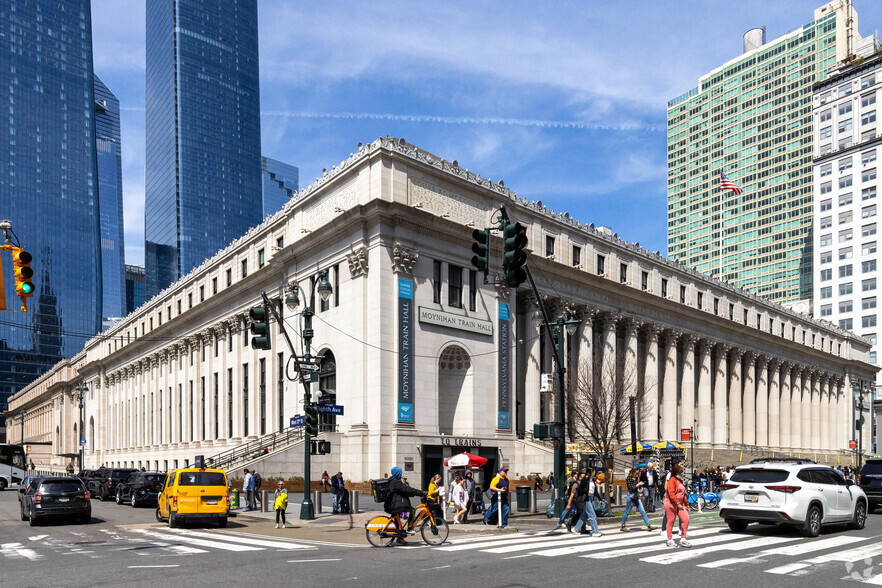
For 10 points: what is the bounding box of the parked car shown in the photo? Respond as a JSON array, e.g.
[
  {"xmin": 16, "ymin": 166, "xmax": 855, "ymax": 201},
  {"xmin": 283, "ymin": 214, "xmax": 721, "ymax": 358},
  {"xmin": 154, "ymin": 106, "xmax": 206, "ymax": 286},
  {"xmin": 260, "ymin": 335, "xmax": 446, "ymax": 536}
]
[
  {"xmin": 87, "ymin": 468, "xmax": 138, "ymax": 501},
  {"xmin": 20, "ymin": 476, "xmax": 91, "ymax": 526},
  {"xmin": 156, "ymin": 468, "xmax": 229, "ymax": 528},
  {"xmin": 17, "ymin": 475, "xmax": 42, "ymax": 504},
  {"xmin": 115, "ymin": 471, "xmax": 164, "ymax": 507},
  {"xmin": 75, "ymin": 470, "xmax": 96, "ymax": 485},
  {"xmin": 858, "ymin": 458, "xmax": 882, "ymax": 512},
  {"xmin": 719, "ymin": 458, "xmax": 867, "ymax": 537}
]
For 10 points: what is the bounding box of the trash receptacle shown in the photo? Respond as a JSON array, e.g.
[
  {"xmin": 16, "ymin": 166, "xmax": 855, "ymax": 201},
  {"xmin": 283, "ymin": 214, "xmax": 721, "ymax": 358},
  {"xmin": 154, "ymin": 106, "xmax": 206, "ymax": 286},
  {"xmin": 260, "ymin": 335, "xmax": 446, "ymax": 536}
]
[
  {"xmin": 516, "ymin": 486, "xmax": 531, "ymax": 512},
  {"xmin": 231, "ymin": 489, "xmax": 240, "ymax": 509}
]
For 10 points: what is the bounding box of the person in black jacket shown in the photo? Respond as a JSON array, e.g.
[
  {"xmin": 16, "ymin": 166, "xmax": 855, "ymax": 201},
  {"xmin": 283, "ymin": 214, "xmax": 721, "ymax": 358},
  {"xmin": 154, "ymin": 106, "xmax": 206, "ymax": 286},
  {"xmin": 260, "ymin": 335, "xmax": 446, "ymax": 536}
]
[{"xmin": 384, "ymin": 467, "xmax": 426, "ymax": 545}]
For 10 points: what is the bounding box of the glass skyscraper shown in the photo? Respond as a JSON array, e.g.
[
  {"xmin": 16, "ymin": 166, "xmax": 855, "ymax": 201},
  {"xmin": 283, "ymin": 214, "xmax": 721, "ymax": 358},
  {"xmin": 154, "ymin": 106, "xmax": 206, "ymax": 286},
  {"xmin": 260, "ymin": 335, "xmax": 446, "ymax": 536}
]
[
  {"xmin": 667, "ymin": 2, "xmax": 858, "ymax": 305},
  {"xmin": 125, "ymin": 264, "xmax": 146, "ymax": 315},
  {"xmin": 95, "ymin": 74, "xmax": 126, "ymax": 326},
  {"xmin": 145, "ymin": 0, "xmax": 263, "ymax": 297},
  {"xmin": 262, "ymin": 156, "xmax": 299, "ymax": 216},
  {"xmin": 0, "ymin": 1, "xmax": 102, "ymax": 427}
]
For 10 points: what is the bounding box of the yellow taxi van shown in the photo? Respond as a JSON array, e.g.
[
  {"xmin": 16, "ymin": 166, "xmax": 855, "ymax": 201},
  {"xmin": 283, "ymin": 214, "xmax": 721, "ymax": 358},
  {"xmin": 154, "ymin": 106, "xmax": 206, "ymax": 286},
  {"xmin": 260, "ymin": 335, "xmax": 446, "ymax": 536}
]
[{"xmin": 155, "ymin": 467, "xmax": 229, "ymax": 528}]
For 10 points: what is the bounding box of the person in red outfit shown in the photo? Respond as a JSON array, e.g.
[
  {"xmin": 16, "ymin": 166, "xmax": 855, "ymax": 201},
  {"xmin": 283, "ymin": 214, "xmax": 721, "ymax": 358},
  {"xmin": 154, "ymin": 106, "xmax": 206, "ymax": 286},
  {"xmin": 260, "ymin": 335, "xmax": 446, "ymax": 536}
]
[{"xmin": 663, "ymin": 462, "xmax": 691, "ymax": 548}]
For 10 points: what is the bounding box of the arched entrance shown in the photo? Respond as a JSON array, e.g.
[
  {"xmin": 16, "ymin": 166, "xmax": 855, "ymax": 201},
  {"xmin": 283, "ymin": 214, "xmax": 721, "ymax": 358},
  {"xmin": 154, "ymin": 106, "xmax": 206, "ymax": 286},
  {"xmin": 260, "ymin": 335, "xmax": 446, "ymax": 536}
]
[{"xmin": 438, "ymin": 345, "xmax": 473, "ymax": 436}]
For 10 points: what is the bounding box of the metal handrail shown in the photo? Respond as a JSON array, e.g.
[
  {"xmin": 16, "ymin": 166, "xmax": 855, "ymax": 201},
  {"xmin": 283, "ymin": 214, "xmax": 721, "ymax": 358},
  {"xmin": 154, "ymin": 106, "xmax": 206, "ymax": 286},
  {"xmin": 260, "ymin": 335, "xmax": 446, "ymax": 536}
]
[{"xmin": 205, "ymin": 427, "xmax": 305, "ymax": 472}]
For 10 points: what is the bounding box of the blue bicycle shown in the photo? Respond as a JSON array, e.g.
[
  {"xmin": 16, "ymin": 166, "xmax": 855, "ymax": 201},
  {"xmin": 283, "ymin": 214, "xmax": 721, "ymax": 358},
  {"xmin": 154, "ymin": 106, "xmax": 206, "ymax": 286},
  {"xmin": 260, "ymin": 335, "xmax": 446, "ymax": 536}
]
[{"xmin": 686, "ymin": 483, "xmax": 720, "ymax": 511}]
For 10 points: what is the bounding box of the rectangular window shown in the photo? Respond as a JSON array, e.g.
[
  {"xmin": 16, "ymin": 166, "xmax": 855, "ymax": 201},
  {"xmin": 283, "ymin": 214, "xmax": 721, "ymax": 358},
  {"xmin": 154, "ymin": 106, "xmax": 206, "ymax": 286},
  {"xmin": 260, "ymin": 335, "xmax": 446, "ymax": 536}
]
[
  {"xmin": 820, "ymin": 109, "xmax": 832, "ymax": 122},
  {"xmin": 863, "ymin": 278, "xmax": 877, "ymax": 291},
  {"xmin": 226, "ymin": 269, "xmax": 232, "ymax": 287},
  {"xmin": 743, "ymin": 308, "xmax": 749, "ymax": 324},
  {"xmin": 433, "ymin": 260, "xmax": 442, "ymax": 303},
  {"xmin": 713, "ymin": 297, "xmax": 719, "ymax": 315},
  {"xmin": 545, "ymin": 235, "xmax": 555, "ymax": 257},
  {"xmin": 862, "ymin": 110, "xmax": 877, "ymax": 125},
  {"xmin": 863, "ymin": 187, "xmax": 877, "ymax": 201},
  {"xmin": 840, "ymin": 300, "xmax": 853, "ymax": 313},
  {"xmin": 597, "ymin": 254, "xmax": 606, "ymax": 276},
  {"xmin": 187, "ymin": 294, "xmax": 192, "ymax": 309},
  {"xmin": 840, "ymin": 318, "xmax": 854, "ymax": 330},
  {"xmin": 277, "ymin": 236, "xmax": 284, "ymax": 248},
  {"xmin": 242, "ymin": 363, "xmax": 249, "ymax": 437},
  {"xmin": 241, "ymin": 259, "xmax": 248, "ymax": 278},
  {"xmin": 212, "ymin": 277, "xmax": 218, "ymax": 294},
  {"xmin": 863, "ymin": 168, "xmax": 877, "ymax": 183},
  {"xmin": 679, "ymin": 284, "xmax": 686, "ymax": 304},
  {"xmin": 839, "ymin": 211, "xmax": 853, "ymax": 224},
  {"xmin": 819, "ymin": 126, "xmax": 832, "ymax": 139},
  {"xmin": 840, "ymin": 176, "xmax": 853, "ymax": 190},
  {"xmin": 840, "ymin": 282, "xmax": 854, "ymax": 295},
  {"xmin": 839, "ymin": 158, "xmax": 853, "ymax": 172},
  {"xmin": 840, "ymin": 247, "xmax": 853, "ymax": 260},
  {"xmin": 697, "ymin": 292, "xmax": 703, "ymax": 310},
  {"xmin": 840, "ymin": 137, "xmax": 854, "ymax": 150},
  {"xmin": 820, "ymin": 234, "xmax": 833, "ymax": 247},
  {"xmin": 641, "ymin": 271, "xmax": 649, "ymax": 291},
  {"xmin": 572, "ymin": 245, "xmax": 581, "ymax": 267},
  {"xmin": 820, "ymin": 304, "xmax": 832, "ymax": 317},
  {"xmin": 863, "ymin": 223, "xmax": 877, "ymax": 237},
  {"xmin": 820, "ymin": 216, "xmax": 832, "ymax": 229},
  {"xmin": 820, "ymin": 286, "xmax": 832, "ymax": 299},
  {"xmin": 862, "ymin": 75, "xmax": 876, "ymax": 89},
  {"xmin": 448, "ymin": 264, "xmax": 462, "ymax": 308},
  {"xmin": 863, "ymin": 150, "xmax": 877, "ymax": 165},
  {"xmin": 620, "ymin": 263, "xmax": 628, "ymax": 284},
  {"xmin": 839, "ymin": 118, "xmax": 853, "ymax": 133},
  {"xmin": 820, "ymin": 163, "xmax": 833, "ymax": 177},
  {"xmin": 820, "ymin": 198, "xmax": 833, "ymax": 211},
  {"xmin": 820, "ymin": 183, "xmax": 832, "ymax": 196},
  {"xmin": 468, "ymin": 270, "xmax": 477, "ymax": 311},
  {"xmin": 821, "ymin": 251, "xmax": 833, "ymax": 264},
  {"xmin": 199, "ymin": 285, "xmax": 204, "ymax": 302},
  {"xmin": 839, "ymin": 229, "xmax": 853, "ymax": 242},
  {"xmin": 863, "ymin": 315, "xmax": 878, "ymax": 328},
  {"xmin": 864, "ymin": 242, "xmax": 878, "ymax": 255},
  {"xmin": 729, "ymin": 303, "xmax": 734, "ymax": 320},
  {"xmin": 863, "ymin": 297, "xmax": 877, "ymax": 310},
  {"xmin": 862, "ymin": 129, "xmax": 876, "ymax": 143},
  {"xmin": 661, "ymin": 278, "xmax": 668, "ymax": 298},
  {"xmin": 258, "ymin": 249, "xmax": 265, "ymax": 268},
  {"xmin": 820, "ymin": 269, "xmax": 832, "ymax": 281}
]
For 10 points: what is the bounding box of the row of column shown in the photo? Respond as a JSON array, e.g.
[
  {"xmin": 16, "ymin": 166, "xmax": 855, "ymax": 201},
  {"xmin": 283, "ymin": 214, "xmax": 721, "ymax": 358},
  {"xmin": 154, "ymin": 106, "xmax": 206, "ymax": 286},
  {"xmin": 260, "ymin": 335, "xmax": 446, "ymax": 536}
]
[{"xmin": 526, "ymin": 304, "xmax": 865, "ymax": 454}]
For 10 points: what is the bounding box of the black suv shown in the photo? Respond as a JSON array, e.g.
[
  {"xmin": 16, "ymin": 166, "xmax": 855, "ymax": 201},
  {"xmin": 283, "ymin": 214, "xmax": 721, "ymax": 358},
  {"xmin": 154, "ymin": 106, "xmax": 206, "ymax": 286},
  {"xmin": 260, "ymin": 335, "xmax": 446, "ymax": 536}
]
[
  {"xmin": 20, "ymin": 476, "xmax": 91, "ymax": 526},
  {"xmin": 87, "ymin": 468, "xmax": 138, "ymax": 501},
  {"xmin": 859, "ymin": 459, "xmax": 882, "ymax": 511},
  {"xmin": 115, "ymin": 471, "xmax": 164, "ymax": 507}
]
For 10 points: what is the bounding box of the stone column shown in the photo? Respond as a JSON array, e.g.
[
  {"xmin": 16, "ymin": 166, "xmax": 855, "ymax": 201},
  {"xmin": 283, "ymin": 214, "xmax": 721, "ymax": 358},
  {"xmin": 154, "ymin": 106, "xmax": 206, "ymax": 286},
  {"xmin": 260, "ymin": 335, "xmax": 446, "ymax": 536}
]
[
  {"xmin": 729, "ymin": 350, "xmax": 743, "ymax": 445},
  {"xmin": 713, "ymin": 344, "xmax": 730, "ymax": 447},
  {"xmin": 768, "ymin": 360, "xmax": 780, "ymax": 449},
  {"xmin": 525, "ymin": 302, "xmax": 543, "ymax": 435},
  {"xmin": 843, "ymin": 373, "xmax": 852, "ymax": 451},
  {"xmin": 696, "ymin": 341, "xmax": 713, "ymax": 447},
  {"xmin": 680, "ymin": 335, "xmax": 696, "ymax": 441},
  {"xmin": 743, "ymin": 353, "xmax": 756, "ymax": 446},
  {"xmin": 601, "ymin": 315, "xmax": 619, "ymax": 395},
  {"xmin": 779, "ymin": 364, "xmax": 792, "ymax": 450},
  {"xmin": 820, "ymin": 375, "xmax": 830, "ymax": 452},
  {"xmin": 756, "ymin": 357, "xmax": 770, "ymax": 447},
  {"xmin": 624, "ymin": 320, "xmax": 641, "ymax": 439},
  {"xmin": 811, "ymin": 372, "xmax": 822, "ymax": 451},
  {"xmin": 662, "ymin": 331, "xmax": 680, "ymax": 441},
  {"xmin": 801, "ymin": 370, "xmax": 813, "ymax": 453},
  {"xmin": 790, "ymin": 368, "xmax": 803, "ymax": 451},
  {"xmin": 643, "ymin": 326, "xmax": 661, "ymax": 442}
]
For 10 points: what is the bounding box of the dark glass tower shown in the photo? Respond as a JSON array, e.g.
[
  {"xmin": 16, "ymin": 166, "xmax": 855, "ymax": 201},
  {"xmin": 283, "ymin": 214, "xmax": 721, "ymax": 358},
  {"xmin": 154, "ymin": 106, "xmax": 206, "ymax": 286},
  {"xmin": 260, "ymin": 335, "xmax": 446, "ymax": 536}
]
[
  {"xmin": 125, "ymin": 265, "xmax": 146, "ymax": 315},
  {"xmin": 145, "ymin": 0, "xmax": 263, "ymax": 297},
  {"xmin": 0, "ymin": 1, "xmax": 102, "ymax": 426},
  {"xmin": 94, "ymin": 74, "xmax": 126, "ymax": 325},
  {"xmin": 261, "ymin": 157, "xmax": 299, "ymax": 216}
]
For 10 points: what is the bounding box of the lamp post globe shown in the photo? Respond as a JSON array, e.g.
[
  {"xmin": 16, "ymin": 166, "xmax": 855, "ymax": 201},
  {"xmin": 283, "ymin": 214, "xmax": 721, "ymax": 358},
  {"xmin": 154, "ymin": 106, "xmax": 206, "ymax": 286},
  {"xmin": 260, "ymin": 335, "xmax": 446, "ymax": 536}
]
[
  {"xmin": 531, "ymin": 309, "xmax": 544, "ymax": 330},
  {"xmin": 285, "ymin": 286, "xmax": 300, "ymax": 311},
  {"xmin": 317, "ymin": 272, "xmax": 333, "ymax": 302}
]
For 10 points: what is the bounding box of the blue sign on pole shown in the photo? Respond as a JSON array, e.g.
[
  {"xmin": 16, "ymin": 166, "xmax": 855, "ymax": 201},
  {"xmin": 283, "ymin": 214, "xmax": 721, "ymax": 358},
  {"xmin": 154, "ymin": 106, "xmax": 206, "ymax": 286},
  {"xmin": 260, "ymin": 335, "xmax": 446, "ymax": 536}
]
[
  {"xmin": 290, "ymin": 415, "xmax": 304, "ymax": 427},
  {"xmin": 316, "ymin": 404, "xmax": 344, "ymax": 416},
  {"xmin": 80, "ymin": 438, "xmax": 87, "ymax": 446}
]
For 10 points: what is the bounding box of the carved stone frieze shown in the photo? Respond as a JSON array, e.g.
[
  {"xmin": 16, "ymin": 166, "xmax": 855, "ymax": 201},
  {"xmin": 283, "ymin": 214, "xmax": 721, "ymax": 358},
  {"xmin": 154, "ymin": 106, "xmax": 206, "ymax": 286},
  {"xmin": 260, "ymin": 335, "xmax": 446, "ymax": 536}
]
[
  {"xmin": 411, "ymin": 178, "xmax": 485, "ymax": 225},
  {"xmin": 392, "ymin": 243, "xmax": 419, "ymax": 276},
  {"xmin": 346, "ymin": 247, "xmax": 369, "ymax": 278},
  {"xmin": 304, "ymin": 182, "xmax": 357, "ymax": 228}
]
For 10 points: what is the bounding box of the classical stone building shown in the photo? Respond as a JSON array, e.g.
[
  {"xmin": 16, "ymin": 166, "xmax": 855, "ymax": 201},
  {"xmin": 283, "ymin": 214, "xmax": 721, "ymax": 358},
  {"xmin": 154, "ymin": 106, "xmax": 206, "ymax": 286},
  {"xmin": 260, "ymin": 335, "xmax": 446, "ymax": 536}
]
[{"xmin": 7, "ymin": 138, "xmax": 877, "ymax": 485}]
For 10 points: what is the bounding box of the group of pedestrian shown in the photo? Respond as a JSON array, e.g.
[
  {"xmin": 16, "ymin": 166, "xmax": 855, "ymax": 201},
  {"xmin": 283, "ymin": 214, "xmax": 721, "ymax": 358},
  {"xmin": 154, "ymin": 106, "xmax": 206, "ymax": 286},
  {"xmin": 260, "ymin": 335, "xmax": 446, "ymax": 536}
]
[
  {"xmin": 533, "ymin": 471, "xmax": 553, "ymax": 494},
  {"xmin": 241, "ymin": 468, "xmax": 262, "ymax": 511},
  {"xmin": 557, "ymin": 470, "xmax": 603, "ymax": 536}
]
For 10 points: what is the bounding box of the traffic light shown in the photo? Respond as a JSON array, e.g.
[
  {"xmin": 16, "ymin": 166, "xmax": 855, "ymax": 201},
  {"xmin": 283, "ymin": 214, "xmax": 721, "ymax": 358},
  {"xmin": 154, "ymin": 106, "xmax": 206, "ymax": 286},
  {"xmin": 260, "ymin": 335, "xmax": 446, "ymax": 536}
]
[
  {"xmin": 310, "ymin": 440, "xmax": 331, "ymax": 455},
  {"xmin": 502, "ymin": 221, "xmax": 528, "ymax": 288},
  {"xmin": 305, "ymin": 404, "xmax": 319, "ymax": 437},
  {"xmin": 471, "ymin": 228, "xmax": 491, "ymax": 272},
  {"xmin": 533, "ymin": 421, "xmax": 563, "ymax": 440},
  {"xmin": 12, "ymin": 248, "xmax": 34, "ymax": 309},
  {"xmin": 249, "ymin": 303, "xmax": 270, "ymax": 350}
]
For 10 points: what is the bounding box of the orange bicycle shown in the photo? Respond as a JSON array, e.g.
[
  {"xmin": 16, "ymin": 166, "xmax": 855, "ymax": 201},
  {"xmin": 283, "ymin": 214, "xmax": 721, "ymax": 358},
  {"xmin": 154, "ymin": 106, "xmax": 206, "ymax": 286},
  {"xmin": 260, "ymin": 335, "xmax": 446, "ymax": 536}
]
[{"xmin": 365, "ymin": 498, "xmax": 450, "ymax": 547}]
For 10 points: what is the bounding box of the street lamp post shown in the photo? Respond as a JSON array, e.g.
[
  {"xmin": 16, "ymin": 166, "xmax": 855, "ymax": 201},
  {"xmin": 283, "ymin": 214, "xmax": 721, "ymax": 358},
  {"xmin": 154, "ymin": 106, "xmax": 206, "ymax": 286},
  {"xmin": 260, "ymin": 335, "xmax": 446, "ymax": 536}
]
[
  {"xmin": 74, "ymin": 383, "xmax": 87, "ymax": 474},
  {"xmin": 854, "ymin": 383, "xmax": 870, "ymax": 469},
  {"xmin": 532, "ymin": 308, "xmax": 580, "ymax": 516},
  {"xmin": 285, "ymin": 270, "xmax": 333, "ymax": 521}
]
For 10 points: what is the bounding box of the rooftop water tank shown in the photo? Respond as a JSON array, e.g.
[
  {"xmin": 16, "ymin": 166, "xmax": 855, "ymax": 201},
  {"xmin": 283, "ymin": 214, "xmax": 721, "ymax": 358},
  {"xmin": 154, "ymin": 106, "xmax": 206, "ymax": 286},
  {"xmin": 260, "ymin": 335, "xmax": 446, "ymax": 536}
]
[{"xmin": 744, "ymin": 27, "xmax": 766, "ymax": 53}]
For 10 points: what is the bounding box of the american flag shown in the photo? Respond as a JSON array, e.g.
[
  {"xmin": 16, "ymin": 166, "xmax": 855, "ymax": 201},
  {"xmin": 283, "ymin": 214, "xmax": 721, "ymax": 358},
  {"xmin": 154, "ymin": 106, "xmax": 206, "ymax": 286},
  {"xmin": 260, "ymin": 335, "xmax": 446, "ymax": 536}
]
[{"xmin": 720, "ymin": 170, "xmax": 743, "ymax": 195}]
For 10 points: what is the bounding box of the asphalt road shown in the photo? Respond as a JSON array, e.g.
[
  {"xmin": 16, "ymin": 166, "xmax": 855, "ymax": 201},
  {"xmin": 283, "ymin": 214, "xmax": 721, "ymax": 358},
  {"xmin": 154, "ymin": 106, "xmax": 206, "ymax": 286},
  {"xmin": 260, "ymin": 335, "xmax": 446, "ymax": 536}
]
[{"xmin": 3, "ymin": 488, "xmax": 882, "ymax": 587}]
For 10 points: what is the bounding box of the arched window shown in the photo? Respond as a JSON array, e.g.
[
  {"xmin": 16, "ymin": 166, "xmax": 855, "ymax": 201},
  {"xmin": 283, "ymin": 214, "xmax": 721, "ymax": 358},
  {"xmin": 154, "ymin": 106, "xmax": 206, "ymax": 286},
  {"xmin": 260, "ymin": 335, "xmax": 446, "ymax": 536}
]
[
  {"xmin": 438, "ymin": 345, "xmax": 473, "ymax": 436},
  {"xmin": 318, "ymin": 351, "xmax": 336, "ymax": 432}
]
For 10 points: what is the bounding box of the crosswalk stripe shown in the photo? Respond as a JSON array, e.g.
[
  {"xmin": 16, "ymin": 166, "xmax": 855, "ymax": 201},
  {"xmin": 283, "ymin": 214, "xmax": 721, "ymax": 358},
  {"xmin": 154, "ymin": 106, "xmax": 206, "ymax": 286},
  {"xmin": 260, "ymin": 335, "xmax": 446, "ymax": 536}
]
[
  {"xmin": 641, "ymin": 535, "xmax": 801, "ymax": 565},
  {"xmin": 131, "ymin": 529, "xmax": 262, "ymax": 552},
  {"xmin": 161, "ymin": 529, "xmax": 314, "ymax": 550},
  {"xmin": 586, "ymin": 530, "xmax": 740, "ymax": 559},
  {"xmin": 437, "ymin": 532, "xmax": 581, "ymax": 552},
  {"xmin": 696, "ymin": 534, "xmax": 868, "ymax": 569},
  {"xmin": 531, "ymin": 527, "xmax": 722, "ymax": 558},
  {"xmin": 0, "ymin": 543, "xmax": 42, "ymax": 561},
  {"xmin": 766, "ymin": 541, "xmax": 882, "ymax": 576}
]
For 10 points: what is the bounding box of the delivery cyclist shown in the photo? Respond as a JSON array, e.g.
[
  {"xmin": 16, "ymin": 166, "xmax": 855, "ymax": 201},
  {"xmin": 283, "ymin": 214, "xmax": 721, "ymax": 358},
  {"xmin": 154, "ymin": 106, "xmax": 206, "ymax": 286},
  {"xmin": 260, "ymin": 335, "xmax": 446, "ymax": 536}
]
[{"xmin": 384, "ymin": 467, "xmax": 427, "ymax": 545}]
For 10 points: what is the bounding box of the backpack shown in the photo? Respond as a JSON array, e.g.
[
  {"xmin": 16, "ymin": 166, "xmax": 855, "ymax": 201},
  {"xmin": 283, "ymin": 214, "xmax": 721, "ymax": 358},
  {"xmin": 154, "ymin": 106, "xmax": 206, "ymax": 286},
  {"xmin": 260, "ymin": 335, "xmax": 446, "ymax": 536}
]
[
  {"xmin": 370, "ymin": 478, "xmax": 390, "ymax": 503},
  {"xmin": 253, "ymin": 473, "xmax": 262, "ymax": 489}
]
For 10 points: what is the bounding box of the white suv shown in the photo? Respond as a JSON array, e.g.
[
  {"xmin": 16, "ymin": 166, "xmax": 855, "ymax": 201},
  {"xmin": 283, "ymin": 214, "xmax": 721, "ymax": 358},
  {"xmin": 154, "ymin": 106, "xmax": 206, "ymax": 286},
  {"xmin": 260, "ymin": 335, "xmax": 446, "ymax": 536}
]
[{"xmin": 719, "ymin": 459, "xmax": 867, "ymax": 537}]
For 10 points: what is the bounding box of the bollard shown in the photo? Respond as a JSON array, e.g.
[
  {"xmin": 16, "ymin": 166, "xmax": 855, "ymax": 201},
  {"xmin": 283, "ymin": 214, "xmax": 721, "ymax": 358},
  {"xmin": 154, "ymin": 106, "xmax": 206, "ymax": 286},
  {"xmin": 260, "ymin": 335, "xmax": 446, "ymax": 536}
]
[
  {"xmin": 313, "ymin": 490, "xmax": 323, "ymax": 514},
  {"xmin": 613, "ymin": 485, "xmax": 622, "ymax": 506},
  {"xmin": 261, "ymin": 490, "xmax": 269, "ymax": 512},
  {"xmin": 529, "ymin": 489, "xmax": 537, "ymax": 513},
  {"xmin": 351, "ymin": 490, "xmax": 359, "ymax": 514}
]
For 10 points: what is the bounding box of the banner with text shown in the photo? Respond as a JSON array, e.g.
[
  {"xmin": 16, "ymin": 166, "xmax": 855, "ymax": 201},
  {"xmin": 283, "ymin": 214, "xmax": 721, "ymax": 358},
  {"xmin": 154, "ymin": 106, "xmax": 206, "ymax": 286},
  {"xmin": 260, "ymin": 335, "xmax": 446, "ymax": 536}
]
[
  {"xmin": 498, "ymin": 302, "xmax": 511, "ymax": 428},
  {"xmin": 398, "ymin": 278, "xmax": 414, "ymax": 423}
]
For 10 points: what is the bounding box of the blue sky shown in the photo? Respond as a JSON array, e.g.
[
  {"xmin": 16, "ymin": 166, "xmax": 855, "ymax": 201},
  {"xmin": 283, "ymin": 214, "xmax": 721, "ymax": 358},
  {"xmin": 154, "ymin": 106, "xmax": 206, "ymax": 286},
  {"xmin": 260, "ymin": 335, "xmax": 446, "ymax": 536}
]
[{"xmin": 91, "ymin": 1, "xmax": 882, "ymax": 266}]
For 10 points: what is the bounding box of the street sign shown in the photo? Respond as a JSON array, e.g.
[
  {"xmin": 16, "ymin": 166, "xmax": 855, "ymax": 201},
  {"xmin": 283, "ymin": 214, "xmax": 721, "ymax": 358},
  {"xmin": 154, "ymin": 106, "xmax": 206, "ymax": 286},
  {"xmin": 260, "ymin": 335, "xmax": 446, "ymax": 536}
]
[
  {"xmin": 850, "ymin": 439, "xmax": 857, "ymax": 449},
  {"xmin": 680, "ymin": 428, "xmax": 691, "ymax": 441},
  {"xmin": 80, "ymin": 438, "xmax": 86, "ymax": 446},
  {"xmin": 316, "ymin": 404, "xmax": 344, "ymax": 415},
  {"xmin": 298, "ymin": 363, "xmax": 320, "ymax": 373},
  {"xmin": 290, "ymin": 415, "xmax": 304, "ymax": 427}
]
